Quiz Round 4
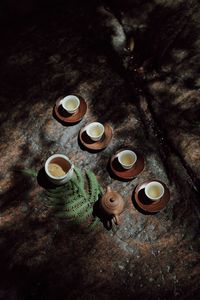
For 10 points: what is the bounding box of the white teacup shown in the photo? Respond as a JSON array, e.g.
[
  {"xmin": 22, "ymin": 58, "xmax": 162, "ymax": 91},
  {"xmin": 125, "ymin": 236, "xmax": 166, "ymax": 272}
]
[
  {"xmin": 61, "ymin": 95, "xmax": 80, "ymax": 114},
  {"xmin": 145, "ymin": 181, "xmax": 164, "ymax": 201},
  {"xmin": 45, "ymin": 154, "xmax": 74, "ymax": 185},
  {"xmin": 117, "ymin": 150, "xmax": 137, "ymax": 169},
  {"xmin": 86, "ymin": 122, "xmax": 105, "ymax": 142}
]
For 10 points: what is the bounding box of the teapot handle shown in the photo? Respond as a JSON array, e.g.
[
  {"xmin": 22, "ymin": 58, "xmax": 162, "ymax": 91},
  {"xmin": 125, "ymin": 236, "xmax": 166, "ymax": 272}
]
[
  {"xmin": 106, "ymin": 215, "xmax": 119, "ymax": 229},
  {"xmin": 113, "ymin": 214, "xmax": 119, "ymax": 225}
]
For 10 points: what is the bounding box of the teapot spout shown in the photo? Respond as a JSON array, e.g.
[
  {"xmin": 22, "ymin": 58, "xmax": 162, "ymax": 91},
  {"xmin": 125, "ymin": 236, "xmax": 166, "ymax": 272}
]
[{"xmin": 106, "ymin": 186, "xmax": 112, "ymax": 193}]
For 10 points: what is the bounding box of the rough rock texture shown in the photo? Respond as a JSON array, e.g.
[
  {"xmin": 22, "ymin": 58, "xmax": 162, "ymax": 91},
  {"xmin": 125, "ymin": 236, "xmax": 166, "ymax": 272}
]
[{"xmin": 0, "ymin": 0, "xmax": 200, "ymax": 299}]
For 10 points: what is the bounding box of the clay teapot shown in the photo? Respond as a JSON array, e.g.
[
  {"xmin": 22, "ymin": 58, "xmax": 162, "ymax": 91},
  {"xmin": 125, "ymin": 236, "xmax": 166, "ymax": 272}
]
[{"xmin": 100, "ymin": 186, "xmax": 125, "ymax": 225}]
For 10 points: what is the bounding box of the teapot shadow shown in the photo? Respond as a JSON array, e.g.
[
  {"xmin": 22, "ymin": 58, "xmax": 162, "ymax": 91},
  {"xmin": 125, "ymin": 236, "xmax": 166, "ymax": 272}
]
[{"xmin": 93, "ymin": 201, "xmax": 116, "ymax": 230}]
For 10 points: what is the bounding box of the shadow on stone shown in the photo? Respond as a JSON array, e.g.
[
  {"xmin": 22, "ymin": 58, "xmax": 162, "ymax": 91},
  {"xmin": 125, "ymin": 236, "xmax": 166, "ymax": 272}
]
[
  {"xmin": 93, "ymin": 200, "xmax": 113, "ymax": 230},
  {"xmin": 106, "ymin": 159, "xmax": 135, "ymax": 182},
  {"xmin": 131, "ymin": 190, "xmax": 157, "ymax": 216},
  {"xmin": 77, "ymin": 134, "xmax": 104, "ymax": 154},
  {"xmin": 52, "ymin": 108, "xmax": 81, "ymax": 127},
  {"xmin": 37, "ymin": 167, "xmax": 58, "ymax": 190}
]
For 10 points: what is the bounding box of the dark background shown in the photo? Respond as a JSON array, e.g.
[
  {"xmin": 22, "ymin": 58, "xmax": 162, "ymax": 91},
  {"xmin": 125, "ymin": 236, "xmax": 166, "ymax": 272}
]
[{"xmin": 0, "ymin": 1, "xmax": 200, "ymax": 299}]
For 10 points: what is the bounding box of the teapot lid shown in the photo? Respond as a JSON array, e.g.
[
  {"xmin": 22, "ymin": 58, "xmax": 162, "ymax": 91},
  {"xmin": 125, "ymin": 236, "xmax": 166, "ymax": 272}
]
[{"xmin": 101, "ymin": 186, "xmax": 124, "ymax": 214}]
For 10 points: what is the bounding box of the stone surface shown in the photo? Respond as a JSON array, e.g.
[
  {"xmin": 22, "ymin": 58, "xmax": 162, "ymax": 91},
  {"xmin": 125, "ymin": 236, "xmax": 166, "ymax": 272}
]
[{"xmin": 0, "ymin": 1, "xmax": 200, "ymax": 299}]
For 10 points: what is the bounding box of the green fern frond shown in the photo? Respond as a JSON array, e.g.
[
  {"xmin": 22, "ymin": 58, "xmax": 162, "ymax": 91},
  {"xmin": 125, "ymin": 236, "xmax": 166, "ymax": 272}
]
[
  {"xmin": 55, "ymin": 205, "xmax": 93, "ymax": 222},
  {"xmin": 86, "ymin": 170, "xmax": 102, "ymax": 204},
  {"xmin": 46, "ymin": 167, "xmax": 103, "ymax": 229},
  {"xmin": 63, "ymin": 202, "xmax": 91, "ymax": 218},
  {"xmin": 47, "ymin": 182, "xmax": 74, "ymax": 194},
  {"xmin": 46, "ymin": 188, "xmax": 74, "ymax": 199},
  {"xmin": 71, "ymin": 207, "xmax": 93, "ymax": 224},
  {"xmin": 19, "ymin": 165, "xmax": 102, "ymax": 230},
  {"xmin": 71, "ymin": 177, "xmax": 87, "ymax": 198},
  {"xmin": 64, "ymin": 197, "xmax": 86, "ymax": 211},
  {"xmin": 47, "ymin": 198, "xmax": 65, "ymax": 206},
  {"xmin": 74, "ymin": 167, "xmax": 85, "ymax": 190},
  {"xmin": 98, "ymin": 184, "xmax": 104, "ymax": 195},
  {"xmin": 55, "ymin": 211, "xmax": 70, "ymax": 219},
  {"xmin": 64, "ymin": 193, "xmax": 80, "ymax": 202}
]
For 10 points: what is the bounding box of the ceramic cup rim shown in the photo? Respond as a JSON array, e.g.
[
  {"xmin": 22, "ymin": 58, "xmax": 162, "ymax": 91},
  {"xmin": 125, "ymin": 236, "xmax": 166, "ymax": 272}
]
[
  {"xmin": 117, "ymin": 149, "xmax": 137, "ymax": 169},
  {"xmin": 144, "ymin": 181, "xmax": 165, "ymax": 201},
  {"xmin": 45, "ymin": 154, "xmax": 72, "ymax": 179},
  {"xmin": 86, "ymin": 122, "xmax": 105, "ymax": 141},
  {"xmin": 61, "ymin": 95, "xmax": 80, "ymax": 113}
]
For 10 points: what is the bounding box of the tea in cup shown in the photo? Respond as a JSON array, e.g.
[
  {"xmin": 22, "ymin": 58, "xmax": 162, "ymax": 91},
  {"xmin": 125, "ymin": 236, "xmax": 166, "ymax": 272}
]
[
  {"xmin": 117, "ymin": 150, "xmax": 137, "ymax": 169},
  {"xmin": 61, "ymin": 95, "xmax": 80, "ymax": 114},
  {"xmin": 86, "ymin": 122, "xmax": 104, "ymax": 141},
  {"xmin": 45, "ymin": 154, "xmax": 74, "ymax": 185},
  {"xmin": 144, "ymin": 181, "xmax": 164, "ymax": 201}
]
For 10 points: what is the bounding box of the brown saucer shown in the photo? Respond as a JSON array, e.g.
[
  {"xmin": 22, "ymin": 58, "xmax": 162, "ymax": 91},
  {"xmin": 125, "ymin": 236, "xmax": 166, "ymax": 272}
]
[
  {"xmin": 54, "ymin": 95, "xmax": 87, "ymax": 124},
  {"xmin": 79, "ymin": 123, "xmax": 113, "ymax": 151},
  {"xmin": 110, "ymin": 149, "xmax": 144, "ymax": 180},
  {"xmin": 134, "ymin": 180, "xmax": 170, "ymax": 213}
]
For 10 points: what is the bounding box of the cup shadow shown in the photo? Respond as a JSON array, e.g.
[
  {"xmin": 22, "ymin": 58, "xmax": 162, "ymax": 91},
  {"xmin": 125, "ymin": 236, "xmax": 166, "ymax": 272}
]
[
  {"xmin": 106, "ymin": 159, "xmax": 135, "ymax": 182},
  {"xmin": 37, "ymin": 167, "xmax": 60, "ymax": 190},
  {"xmin": 131, "ymin": 188, "xmax": 158, "ymax": 215},
  {"xmin": 77, "ymin": 134, "xmax": 104, "ymax": 153},
  {"xmin": 138, "ymin": 189, "xmax": 155, "ymax": 205},
  {"xmin": 52, "ymin": 108, "xmax": 81, "ymax": 127},
  {"xmin": 81, "ymin": 130, "xmax": 98, "ymax": 145}
]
